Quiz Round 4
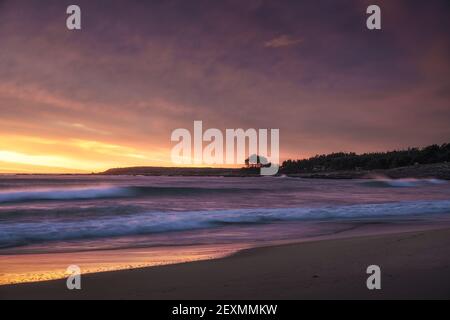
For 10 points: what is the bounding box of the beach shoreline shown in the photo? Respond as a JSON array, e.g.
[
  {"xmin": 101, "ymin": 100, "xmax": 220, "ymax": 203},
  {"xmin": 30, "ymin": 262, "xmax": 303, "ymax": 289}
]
[
  {"xmin": 1, "ymin": 226, "xmax": 450, "ymax": 300},
  {"xmin": 1, "ymin": 217, "xmax": 448, "ymax": 286}
]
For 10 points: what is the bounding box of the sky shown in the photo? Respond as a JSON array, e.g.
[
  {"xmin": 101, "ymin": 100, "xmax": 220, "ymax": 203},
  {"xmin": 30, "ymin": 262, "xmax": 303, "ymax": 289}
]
[{"xmin": 0, "ymin": 0, "xmax": 449, "ymax": 173}]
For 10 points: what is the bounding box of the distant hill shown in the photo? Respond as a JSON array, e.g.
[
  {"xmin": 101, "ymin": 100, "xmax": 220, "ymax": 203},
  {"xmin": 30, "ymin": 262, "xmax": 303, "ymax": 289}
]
[
  {"xmin": 100, "ymin": 143, "xmax": 450, "ymax": 179},
  {"xmin": 99, "ymin": 162, "xmax": 450, "ymax": 180},
  {"xmin": 100, "ymin": 166, "xmax": 251, "ymax": 177}
]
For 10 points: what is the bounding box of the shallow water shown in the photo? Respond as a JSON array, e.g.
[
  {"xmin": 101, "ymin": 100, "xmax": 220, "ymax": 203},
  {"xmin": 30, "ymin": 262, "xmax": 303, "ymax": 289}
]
[
  {"xmin": 1, "ymin": 175, "xmax": 449, "ymax": 284},
  {"xmin": 1, "ymin": 175, "xmax": 450, "ymax": 251}
]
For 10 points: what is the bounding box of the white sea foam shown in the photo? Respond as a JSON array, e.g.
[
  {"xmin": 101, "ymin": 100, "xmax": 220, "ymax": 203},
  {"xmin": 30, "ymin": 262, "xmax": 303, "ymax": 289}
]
[
  {"xmin": 0, "ymin": 186, "xmax": 131, "ymax": 203},
  {"xmin": 364, "ymin": 177, "xmax": 448, "ymax": 188},
  {"xmin": 1, "ymin": 199, "xmax": 450, "ymax": 248}
]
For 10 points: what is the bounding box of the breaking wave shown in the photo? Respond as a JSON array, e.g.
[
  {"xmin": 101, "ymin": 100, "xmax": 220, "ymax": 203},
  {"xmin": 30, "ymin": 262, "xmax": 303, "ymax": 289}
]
[
  {"xmin": 362, "ymin": 177, "xmax": 447, "ymax": 188},
  {"xmin": 1, "ymin": 199, "xmax": 450, "ymax": 248},
  {"xmin": 0, "ymin": 186, "xmax": 260, "ymax": 203}
]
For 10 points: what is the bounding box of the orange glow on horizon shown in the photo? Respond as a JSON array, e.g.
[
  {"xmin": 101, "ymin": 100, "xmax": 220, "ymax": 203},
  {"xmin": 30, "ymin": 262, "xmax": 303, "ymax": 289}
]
[
  {"xmin": 0, "ymin": 133, "xmax": 175, "ymax": 173},
  {"xmin": 0, "ymin": 133, "xmax": 247, "ymax": 173}
]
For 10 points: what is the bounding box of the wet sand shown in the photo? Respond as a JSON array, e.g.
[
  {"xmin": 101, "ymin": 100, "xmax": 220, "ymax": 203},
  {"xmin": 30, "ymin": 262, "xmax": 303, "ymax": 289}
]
[
  {"xmin": 1, "ymin": 227, "xmax": 449, "ymax": 299},
  {"xmin": 0, "ymin": 243, "xmax": 249, "ymax": 286}
]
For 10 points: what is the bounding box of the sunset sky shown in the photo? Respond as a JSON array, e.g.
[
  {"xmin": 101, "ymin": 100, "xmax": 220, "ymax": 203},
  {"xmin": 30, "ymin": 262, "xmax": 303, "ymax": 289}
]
[{"xmin": 0, "ymin": 0, "xmax": 449, "ymax": 173}]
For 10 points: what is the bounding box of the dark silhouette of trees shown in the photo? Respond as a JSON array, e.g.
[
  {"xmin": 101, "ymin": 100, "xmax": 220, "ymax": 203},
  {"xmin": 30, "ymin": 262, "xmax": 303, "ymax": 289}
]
[
  {"xmin": 245, "ymin": 154, "xmax": 270, "ymax": 168},
  {"xmin": 280, "ymin": 143, "xmax": 450, "ymax": 174}
]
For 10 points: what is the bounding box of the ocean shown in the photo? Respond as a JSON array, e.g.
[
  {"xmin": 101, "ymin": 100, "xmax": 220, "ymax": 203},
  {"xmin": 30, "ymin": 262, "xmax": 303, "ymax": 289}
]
[{"xmin": 1, "ymin": 175, "xmax": 450, "ymax": 284}]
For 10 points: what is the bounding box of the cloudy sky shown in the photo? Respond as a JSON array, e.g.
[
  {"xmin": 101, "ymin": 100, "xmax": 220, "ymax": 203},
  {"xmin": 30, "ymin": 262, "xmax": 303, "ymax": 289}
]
[{"xmin": 0, "ymin": 0, "xmax": 449, "ymax": 173}]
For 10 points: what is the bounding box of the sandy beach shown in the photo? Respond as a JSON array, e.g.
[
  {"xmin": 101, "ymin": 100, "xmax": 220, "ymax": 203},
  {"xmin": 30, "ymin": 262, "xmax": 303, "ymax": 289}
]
[{"xmin": 1, "ymin": 227, "xmax": 449, "ymax": 300}]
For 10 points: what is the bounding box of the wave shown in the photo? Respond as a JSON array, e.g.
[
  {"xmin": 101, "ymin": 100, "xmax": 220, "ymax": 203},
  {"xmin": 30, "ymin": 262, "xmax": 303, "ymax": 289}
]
[
  {"xmin": 0, "ymin": 186, "xmax": 260, "ymax": 203},
  {"xmin": 1, "ymin": 199, "xmax": 450, "ymax": 248},
  {"xmin": 0, "ymin": 187, "xmax": 130, "ymax": 203},
  {"xmin": 362, "ymin": 177, "xmax": 447, "ymax": 188}
]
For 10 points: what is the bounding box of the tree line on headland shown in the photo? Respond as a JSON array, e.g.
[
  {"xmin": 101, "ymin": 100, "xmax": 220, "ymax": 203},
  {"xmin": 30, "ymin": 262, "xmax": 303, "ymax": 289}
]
[
  {"xmin": 279, "ymin": 143, "xmax": 450, "ymax": 174},
  {"xmin": 102, "ymin": 143, "xmax": 450, "ymax": 178}
]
